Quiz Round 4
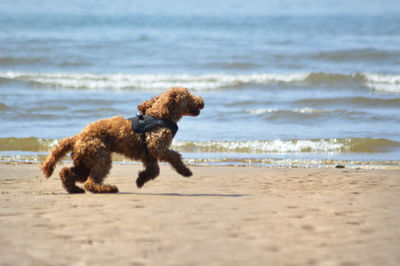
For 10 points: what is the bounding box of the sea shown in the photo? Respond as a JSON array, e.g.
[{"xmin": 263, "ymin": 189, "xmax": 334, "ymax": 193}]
[{"xmin": 1, "ymin": 0, "xmax": 400, "ymax": 168}]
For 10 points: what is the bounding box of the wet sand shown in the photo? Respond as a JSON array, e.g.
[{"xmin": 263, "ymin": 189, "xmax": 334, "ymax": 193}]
[{"xmin": 1, "ymin": 163, "xmax": 399, "ymax": 266}]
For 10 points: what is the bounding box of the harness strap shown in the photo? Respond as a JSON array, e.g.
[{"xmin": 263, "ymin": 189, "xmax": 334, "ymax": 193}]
[
  {"xmin": 127, "ymin": 114, "xmax": 178, "ymax": 154},
  {"xmin": 137, "ymin": 114, "xmax": 149, "ymax": 153}
]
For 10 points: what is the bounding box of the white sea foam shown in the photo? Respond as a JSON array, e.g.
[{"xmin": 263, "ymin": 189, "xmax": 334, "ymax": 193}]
[
  {"xmin": 245, "ymin": 108, "xmax": 279, "ymax": 115},
  {"xmin": 173, "ymin": 138, "xmax": 400, "ymax": 153},
  {"xmin": 3, "ymin": 71, "xmax": 400, "ymax": 93},
  {"xmin": 173, "ymin": 139, "xmax": 346, "ymax": 153},
  {"xmin": 364, "ymin": 73, "xmax": 400, "ymax": 94},
  {"xmin": 0, "ymin": 72, "xmax": 309, "ymax": 91},
  {"xmin": 294, "ymin": 107, "xmax": 323, "ymax": 113},
  {"xmin": 245, "ymin": 107, "xmax": 326, "ymax": 115}
]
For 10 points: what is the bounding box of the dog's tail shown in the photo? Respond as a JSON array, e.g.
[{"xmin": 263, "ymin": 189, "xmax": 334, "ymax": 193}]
[{"xmin": 41, "ymin": 136, "xmax": 75, "ymax": 178}]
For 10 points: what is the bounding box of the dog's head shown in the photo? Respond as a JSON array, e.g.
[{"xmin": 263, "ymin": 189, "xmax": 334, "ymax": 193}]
[{"xmin": 137, "ymin": 87, "xmax": 204, "ymax": 122}]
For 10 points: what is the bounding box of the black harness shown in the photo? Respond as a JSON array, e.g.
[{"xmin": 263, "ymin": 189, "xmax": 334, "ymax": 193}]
[{"xmin": 127, "ymin": 113, "xmax": 178, "ymax": 154}]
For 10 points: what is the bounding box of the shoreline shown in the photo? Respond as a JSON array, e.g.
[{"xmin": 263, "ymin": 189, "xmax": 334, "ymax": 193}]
[
  {"xmin": 1, "ymin": 137, "xmax": 400, "ymax": 169},
  {"xmin": 1, "ymin": 159, "xmax": 400, "ymax": 170},
  {"xmin": 1, "ymin": 163, "xmax": 400, "ymax": 265}
]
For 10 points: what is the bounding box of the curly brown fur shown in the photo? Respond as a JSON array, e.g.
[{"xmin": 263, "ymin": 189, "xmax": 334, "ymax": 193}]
[{"xmin": 41, "ymin": 87, "xmax": 204, "ymax": 193}]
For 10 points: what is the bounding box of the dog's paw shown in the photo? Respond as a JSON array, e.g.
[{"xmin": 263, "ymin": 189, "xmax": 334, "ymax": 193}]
[
  {"xmin": 102, "ymin": 184, "xmax": 119, "ymax": 193},
  {"xmin": 67, "ymin": 187, "xmax": 85, "ymax": 194},
  {"xmin": 179, "ymin": 167, "xmax": 192, "ymax": 177},
  {"xmin": 136, "ymin": 177, "xmax": 145, "ymax": 188}
]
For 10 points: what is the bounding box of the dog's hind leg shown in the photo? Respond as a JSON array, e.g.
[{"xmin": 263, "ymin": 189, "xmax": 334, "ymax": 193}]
[
  {"xmin": 59, "ymin": 160, "xmax": 90, "ymax": 194},
  {"xmin": 59, "ymin": 167, "xmax": 85, "ymax": 194},
  {"xmin": 72, "ymin": 160, "xmax": 91, "ymax": 183},
  {"xmin": 83, "ymin": 150, "xmax": 118, "ymax": 193},
  {"xmin": 136, "ymin": 157, "xmax": 160, "ymax": 188}
]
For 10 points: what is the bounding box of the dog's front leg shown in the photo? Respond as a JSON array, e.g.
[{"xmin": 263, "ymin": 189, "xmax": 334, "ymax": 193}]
[
  {"xmin": 136, "ymin": 157, "xmax": 160, "ymax": 188},
  {"xmin": 159, "ymin": 149, "xmax": 192, "ymax": 177}
]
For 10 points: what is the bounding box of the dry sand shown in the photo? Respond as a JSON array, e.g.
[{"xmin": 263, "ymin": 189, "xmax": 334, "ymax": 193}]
[{"xmin": 0, "ymin": 163, "xmax": 399, "ymax": 266}]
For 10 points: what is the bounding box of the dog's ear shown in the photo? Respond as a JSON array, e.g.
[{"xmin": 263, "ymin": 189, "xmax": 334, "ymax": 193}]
[
  {"xmin": 137, "ymin": 96, "xmax": 158, "ymax": 114},
  {"xmin": 156, "ymin": 87, "xmax": 187, "ymax": 118},
  {"xmin": 167, "ymin": 87, "xmax": 190, "ymax": 100},
  {"xmin": 138, "ymin": 88, "xmax": 191, "ymax": 119}
]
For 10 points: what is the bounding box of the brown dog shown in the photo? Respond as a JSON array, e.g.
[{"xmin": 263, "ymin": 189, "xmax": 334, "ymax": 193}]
[{"xmin": 41, "ymin": 87, "xmax": 204, "ymax": 193}]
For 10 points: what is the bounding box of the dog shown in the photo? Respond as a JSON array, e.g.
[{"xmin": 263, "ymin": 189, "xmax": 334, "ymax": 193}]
[{"xmin": 41, "ymin": 87, "xmax": 204, "ymax": 193}]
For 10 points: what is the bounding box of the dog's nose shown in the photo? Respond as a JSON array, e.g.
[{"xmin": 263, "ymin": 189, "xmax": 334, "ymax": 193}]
[{"xmin": 197, "ymin": 97, "xmax": 204, "ymax": 109}]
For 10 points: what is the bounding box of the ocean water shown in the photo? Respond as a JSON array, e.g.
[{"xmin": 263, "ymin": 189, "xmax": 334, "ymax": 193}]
[{"xmin": 1, "ymin": 0, "xmax": 400, "ymax": 168}]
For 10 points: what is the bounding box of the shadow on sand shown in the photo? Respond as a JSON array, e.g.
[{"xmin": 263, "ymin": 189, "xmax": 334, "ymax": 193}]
[
  {"xmin": 51, "ymin": 191, "xmax": 249, "ymax": 197},
  {"xmin": 120, "ymin": 192, "xmax": 249, "ymax": 198}
]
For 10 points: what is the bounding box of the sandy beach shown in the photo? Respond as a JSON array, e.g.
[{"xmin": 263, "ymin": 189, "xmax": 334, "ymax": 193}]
[{"xmin": 0, "ymin": 163, "xmax": 399, "ymax": 266}]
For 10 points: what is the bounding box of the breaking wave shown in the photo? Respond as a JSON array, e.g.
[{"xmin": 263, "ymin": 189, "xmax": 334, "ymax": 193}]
[
  {"xmin": 1, "ymin": 137, "xmax": 399, "ymax": 168},
  {"xmin": 1, "ymin": 71, "xmax": 399, "ymax": 93},
  {"xmin": 173, "ymin": 138, "xmax": 400, "ymax": 153},
  {"xmin": 2, "ymin": 137, "xmax": 399, "ymax": 154},
  {"xmin": 364, "ymin": 73, "xmax": 400, "ymax": 94},
  {"xmin": 0, "ymin": 72, "xmax": 308, "ymax": 91},
  {"xmin": 245, "ymin": 107, "xmax": 330, "ymax": 115}
]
